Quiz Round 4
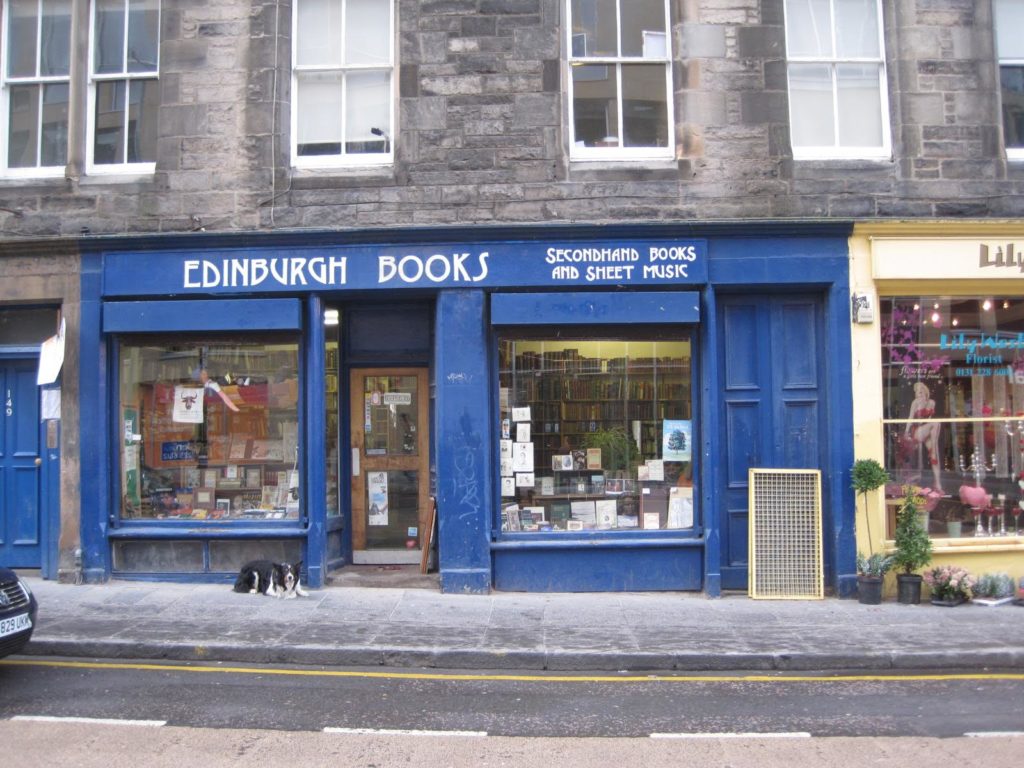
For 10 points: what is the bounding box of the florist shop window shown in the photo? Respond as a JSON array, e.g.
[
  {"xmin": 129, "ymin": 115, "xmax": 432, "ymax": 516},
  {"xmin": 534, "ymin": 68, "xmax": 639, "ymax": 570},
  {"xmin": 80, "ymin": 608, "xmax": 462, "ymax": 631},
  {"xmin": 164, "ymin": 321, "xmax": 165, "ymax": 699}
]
[
  {"xmin": 497, "ymin": 336, "xmax": 694, "ymax": 532},
  {"xmin": 880, "ymin": 296, "xmax": 1024, "ymax": 539},
  {"xmin": 118, "ymin": 337, "xmax": 300, "ymax": 522}
]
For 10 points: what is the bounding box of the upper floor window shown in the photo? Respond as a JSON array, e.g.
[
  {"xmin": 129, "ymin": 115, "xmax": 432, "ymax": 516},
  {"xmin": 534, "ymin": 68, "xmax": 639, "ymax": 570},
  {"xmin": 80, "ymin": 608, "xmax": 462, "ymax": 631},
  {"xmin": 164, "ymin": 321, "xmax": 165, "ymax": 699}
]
[
  {"xmin": 292, "ymin": 0, "xmax": 394, "ymax": 168},
  {"xmin": 566, "ymin": 0, "xmax": 673, "ymax": 161},
  {"xmin": 1, "ymin": 0, "xmax": 72, "ymax": 176},
  {"xmin": 89, "ymin": 0, "xmax": 159, "ymax": 172},
  {"xmin": 995, "ymin": 0, "xmax": 1024, "ymax": 159},
  {"xmin": 783, "ymin": 0, "xmax": 890, "ymax": 159}
]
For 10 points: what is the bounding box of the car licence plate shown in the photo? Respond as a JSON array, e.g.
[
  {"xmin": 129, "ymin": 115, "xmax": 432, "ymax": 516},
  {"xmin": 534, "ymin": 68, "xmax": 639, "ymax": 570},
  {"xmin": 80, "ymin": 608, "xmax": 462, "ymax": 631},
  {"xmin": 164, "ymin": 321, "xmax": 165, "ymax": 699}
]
[{"xmin": 0, "ymin": 612, "xmax": 32, "ymax": 638}]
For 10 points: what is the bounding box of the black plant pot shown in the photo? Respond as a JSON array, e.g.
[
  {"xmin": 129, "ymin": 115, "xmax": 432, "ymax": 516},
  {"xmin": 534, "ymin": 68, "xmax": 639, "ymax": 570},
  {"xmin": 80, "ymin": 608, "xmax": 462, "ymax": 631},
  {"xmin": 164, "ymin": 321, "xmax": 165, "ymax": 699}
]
[
  {"xmin": 897, "ymin": 573, "xmax": 923, "ymax": 605},
  {"xmin": 858, "ymin": 575, "xmax": 883, "ymax": 605}
]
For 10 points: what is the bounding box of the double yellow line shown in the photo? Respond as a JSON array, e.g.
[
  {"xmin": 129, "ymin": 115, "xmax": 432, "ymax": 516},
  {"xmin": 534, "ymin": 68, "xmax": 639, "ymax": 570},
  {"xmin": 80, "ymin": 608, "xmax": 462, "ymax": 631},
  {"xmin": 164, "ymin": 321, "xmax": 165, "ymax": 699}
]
[{"xmin": 4, "ymin": 658, "xmax": 1024, "ymax": 684}]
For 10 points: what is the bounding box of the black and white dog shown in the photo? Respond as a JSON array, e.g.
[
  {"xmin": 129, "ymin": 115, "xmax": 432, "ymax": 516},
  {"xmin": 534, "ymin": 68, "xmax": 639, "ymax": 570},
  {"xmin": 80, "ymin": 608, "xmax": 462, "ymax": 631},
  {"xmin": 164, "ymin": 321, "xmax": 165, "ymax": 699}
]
[{"xmin": 232, "ymin": 559, "xmax": 308, "ymax": 599}]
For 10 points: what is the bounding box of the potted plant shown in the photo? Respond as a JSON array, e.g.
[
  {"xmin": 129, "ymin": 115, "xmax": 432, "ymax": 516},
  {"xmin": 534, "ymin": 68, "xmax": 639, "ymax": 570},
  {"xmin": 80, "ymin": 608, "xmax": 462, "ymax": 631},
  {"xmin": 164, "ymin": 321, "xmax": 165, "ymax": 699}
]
[
  {"xmin": 583, "ymin": 427, "xmax": 640, "ymax": 475},
  {"xmin": 855, "ymin": 551, "xmax": 894, "ymax": 605},
  {"xmin": 851, "ymin": 459, "xmax": 890, "ymax": 556},
  {"xmin": 891, "ymin": 486, "xmax": 933, "ymax": 604},
  {"xmin": 972, "ymin": 572, "xmax": 1015, "ymax": 607},
  {"xmin": 922, "ymin": 564, "xmax": 976, "ymax": 606}
]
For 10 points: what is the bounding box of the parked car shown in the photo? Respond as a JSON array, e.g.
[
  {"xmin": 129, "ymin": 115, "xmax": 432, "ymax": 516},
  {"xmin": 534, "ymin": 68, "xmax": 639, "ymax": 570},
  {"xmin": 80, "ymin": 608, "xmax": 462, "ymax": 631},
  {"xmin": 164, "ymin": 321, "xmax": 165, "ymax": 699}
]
[{"xmin": 0, "ymin": 567, "xmax": 37, "ymax": 658}]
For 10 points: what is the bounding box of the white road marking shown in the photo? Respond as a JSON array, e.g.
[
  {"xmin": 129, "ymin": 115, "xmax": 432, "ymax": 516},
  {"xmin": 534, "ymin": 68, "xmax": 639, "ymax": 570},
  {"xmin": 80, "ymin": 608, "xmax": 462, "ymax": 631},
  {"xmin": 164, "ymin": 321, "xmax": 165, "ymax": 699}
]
[
  {"xmin": 650, "ymin": 731, "xmax": 812, "ymax": 739},
  {"xmin": 324, "ymin": 727, "xmax": 487, "ymax": 737},
  {"xmin": 11, "ymin": 715, "xmax": 167, "ymax": 727},
  {"xmin": 964, "ymin": 731, "xmax": 1024, "ymax": 738}
]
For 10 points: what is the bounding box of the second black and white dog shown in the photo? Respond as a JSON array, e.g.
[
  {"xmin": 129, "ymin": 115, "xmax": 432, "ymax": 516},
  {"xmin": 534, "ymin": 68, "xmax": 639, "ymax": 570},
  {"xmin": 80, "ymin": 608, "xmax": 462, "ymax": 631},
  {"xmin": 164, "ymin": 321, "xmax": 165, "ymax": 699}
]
[{"xmin": 232, "ymin": 559, "xmax": 308, "ymax": 599}]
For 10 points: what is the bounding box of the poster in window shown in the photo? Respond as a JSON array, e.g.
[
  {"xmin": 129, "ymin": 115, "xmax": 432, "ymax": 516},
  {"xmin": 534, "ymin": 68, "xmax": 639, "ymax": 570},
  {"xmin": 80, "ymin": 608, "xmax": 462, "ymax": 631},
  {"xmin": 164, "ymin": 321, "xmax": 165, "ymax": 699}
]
[
  {"xmin": 172, "ymin": 386, "xmax": 205, "ymax": 424},
  {"xmin": 667, "ymin": 486, "xmax": 694, "ymax": 529},
  {"xmin": 367, "ymin": 471, "xmax": 389, "ymax": 526},
  {"xmin": 662, "ymin": 420, "xmax": 691, "ymax": 462},
  {"xmin": 511, "ymin": 406, "xmax": 531, "ymax": 422},
  {"xmin": 512, "ymin": 442, "xmax": 534, "ymax": 472},
  {"xmin": 501, "ymin": 476, "xmax": 515, "ymax": 497}
]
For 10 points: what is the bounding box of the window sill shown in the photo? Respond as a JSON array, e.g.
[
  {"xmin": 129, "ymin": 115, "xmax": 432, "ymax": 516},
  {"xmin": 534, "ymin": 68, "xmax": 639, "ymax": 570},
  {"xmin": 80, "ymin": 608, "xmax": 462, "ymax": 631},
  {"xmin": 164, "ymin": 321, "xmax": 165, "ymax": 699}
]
[
  {"xmin": 885, "ymin": 534, "xmax": 1024, "ymax": 555},
  {"xmin": 78, "ymin": 170, "xmax": 156, "ymax": 185},
  {"xmin": 491, "ymin": 532, "xmax": 703, "ymax": 550},
  {"xmin": 0, "ymin": 169, "xmax": 65, "ymax": 184},
  {"xmin": 288, "ymin": 165, "xmax": 397, "ymax": 189},
  {"xmin": 568, "ymin": 157, "xmax": 680, "ymax": 181}
]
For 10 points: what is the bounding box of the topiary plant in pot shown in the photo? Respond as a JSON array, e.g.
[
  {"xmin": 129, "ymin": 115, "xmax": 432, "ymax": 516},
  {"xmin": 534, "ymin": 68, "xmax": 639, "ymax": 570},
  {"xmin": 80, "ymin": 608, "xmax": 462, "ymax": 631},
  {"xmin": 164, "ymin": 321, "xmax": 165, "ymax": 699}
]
[
  {"xmin": 851, "ymin": 458, "xmax": 890, "ymax": 557},
  {"xmin": 892, "ymin": 486, "xmax": 933, "ymax": 604}
]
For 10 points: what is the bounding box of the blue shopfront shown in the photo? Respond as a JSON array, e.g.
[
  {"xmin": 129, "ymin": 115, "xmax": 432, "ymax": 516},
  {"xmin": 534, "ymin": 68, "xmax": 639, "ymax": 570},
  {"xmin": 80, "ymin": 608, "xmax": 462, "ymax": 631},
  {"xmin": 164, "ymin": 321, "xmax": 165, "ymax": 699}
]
[{"xmin": 78, "ymin": 223, "xmax": 856, "ymax": 596}]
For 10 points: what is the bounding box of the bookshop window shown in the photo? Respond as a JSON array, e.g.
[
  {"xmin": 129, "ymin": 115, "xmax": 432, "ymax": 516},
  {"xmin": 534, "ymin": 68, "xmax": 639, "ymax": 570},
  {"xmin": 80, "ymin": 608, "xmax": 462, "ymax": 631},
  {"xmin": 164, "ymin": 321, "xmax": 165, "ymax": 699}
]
[
  {"xmin": 118, "ymin": 336, "xmax": 300, "ymax": 522},
  {"xmin": 881, "ymin": 297, "xmax": 1024, "ymax": 539},
  {"xmin": 497, "ymin": 336, "xmax": 694, "ymax": 533}
]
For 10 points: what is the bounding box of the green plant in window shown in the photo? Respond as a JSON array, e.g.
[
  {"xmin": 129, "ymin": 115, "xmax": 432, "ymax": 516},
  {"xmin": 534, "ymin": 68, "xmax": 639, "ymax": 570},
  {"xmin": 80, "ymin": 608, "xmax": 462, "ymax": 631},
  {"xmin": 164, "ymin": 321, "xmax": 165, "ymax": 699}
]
[{"xmin": 582, "ymin": 427, "xmax": 640, "ymax": 474}]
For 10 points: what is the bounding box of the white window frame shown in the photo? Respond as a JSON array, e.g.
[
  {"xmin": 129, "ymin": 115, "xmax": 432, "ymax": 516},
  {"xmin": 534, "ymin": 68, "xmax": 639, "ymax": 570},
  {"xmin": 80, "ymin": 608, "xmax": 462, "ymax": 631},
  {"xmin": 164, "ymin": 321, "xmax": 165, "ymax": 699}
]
[
  {"xmin": 566, "ymin": 0, "xmax": 674, "ymax": 162},
  {"xmin": 783, "ymin": 0, "xmax": 891, "ymax": 161},
  {"xmin": 86, "ymin": 0, "xmax": 160, "ymax": 175},
  {"xmin": 0, "ymin": 0, "xmax": 71, "ymax": 178},
  {"xmin": 995, "ymin": 0, "xmax": 1024, "ymax": 161},
  {"xmin": 291, "ymin": 0, "xmax": 395, "ymax": 170}
]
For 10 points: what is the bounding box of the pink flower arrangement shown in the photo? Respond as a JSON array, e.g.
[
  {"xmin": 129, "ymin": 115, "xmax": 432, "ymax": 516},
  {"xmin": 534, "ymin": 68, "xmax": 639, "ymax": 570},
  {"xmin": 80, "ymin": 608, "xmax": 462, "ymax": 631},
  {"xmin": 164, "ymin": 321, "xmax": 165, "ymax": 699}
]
[{"xmin": 923, "ymin": 565, "xmax": 976, "ymax": 602}]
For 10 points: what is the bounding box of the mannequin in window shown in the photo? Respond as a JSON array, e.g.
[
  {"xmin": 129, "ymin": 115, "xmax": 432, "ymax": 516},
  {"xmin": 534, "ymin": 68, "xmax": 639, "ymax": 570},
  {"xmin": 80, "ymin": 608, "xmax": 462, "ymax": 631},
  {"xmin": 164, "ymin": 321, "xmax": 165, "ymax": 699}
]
[
  {"xmin": 199, "ymin": 368, "xmax": 240, "ymax": 412},
  {"xmin": 905, "ymin": 381, "xmax": 942, "ymax": 492}
]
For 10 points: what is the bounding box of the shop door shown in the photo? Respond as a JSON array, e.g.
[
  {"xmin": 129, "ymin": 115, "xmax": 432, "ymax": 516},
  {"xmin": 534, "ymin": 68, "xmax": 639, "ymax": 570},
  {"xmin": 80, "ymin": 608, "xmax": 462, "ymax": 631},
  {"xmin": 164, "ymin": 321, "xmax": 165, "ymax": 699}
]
[
  {"xmin": 0, "ymin": 360, "xmax": 43, "ymax": 567},
  {"xmin": 717, "ymin": 295, "xmax": 825, "ymax": 590},
  {"xmin": 350, "ymin": 368, "xmax": 430, "ymax": 564}
]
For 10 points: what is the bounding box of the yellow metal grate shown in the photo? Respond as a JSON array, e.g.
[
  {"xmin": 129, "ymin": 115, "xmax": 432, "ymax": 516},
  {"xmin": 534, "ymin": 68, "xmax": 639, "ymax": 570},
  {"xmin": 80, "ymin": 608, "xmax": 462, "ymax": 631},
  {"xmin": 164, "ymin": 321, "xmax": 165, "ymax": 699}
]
[{"xmin": 748, "ymin": 468, "xmax": 823, "ymax": 600}]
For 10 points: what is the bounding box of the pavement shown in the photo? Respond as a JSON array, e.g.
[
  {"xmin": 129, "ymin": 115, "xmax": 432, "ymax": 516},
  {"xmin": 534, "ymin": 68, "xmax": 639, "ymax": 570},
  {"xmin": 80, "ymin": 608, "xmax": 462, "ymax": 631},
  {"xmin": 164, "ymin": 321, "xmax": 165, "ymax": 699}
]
[{"xmin": 15, "ymin": 573, "xmax": 1024, "ymax": 673}]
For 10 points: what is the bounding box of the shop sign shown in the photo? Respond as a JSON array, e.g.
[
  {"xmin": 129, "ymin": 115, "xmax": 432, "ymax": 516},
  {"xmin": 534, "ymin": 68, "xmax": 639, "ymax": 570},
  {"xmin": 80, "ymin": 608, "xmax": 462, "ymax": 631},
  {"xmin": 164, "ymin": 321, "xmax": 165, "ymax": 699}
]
[
  {"xmin": 161, "ymin": 440, "xmax": 195, "ymax": 462},
  {"xmin": 102, "ymin": 239, "xmax": 708, "ymax": 297},
  {"xmin": 872, "ymin": 237, "xmax": 1024, "ymax": 280}
]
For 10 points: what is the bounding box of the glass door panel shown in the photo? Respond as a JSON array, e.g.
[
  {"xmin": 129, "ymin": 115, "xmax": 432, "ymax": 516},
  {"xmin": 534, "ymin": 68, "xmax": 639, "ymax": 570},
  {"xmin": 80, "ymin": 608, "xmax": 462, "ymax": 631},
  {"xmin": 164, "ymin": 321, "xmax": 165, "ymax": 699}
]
[{"xmin": 350, "ymin": 368, "xmax": 429, "ymax": 563}]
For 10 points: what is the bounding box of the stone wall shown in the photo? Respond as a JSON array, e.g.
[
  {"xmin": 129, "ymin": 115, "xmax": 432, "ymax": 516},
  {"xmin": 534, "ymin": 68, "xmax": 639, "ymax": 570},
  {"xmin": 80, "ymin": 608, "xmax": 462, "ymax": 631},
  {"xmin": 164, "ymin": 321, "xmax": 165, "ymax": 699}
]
[{"xmin": 0, "ymin": 0, "xmax": 1019, "ymax": 240}]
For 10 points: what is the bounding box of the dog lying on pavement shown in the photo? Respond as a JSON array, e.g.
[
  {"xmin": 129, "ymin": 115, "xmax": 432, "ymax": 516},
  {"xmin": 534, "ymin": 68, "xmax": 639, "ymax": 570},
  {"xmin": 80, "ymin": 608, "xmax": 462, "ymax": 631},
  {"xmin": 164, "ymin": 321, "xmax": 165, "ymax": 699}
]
[{"xmin": 232, "ymin": 559, "xmax": 308, "ymax": 599}]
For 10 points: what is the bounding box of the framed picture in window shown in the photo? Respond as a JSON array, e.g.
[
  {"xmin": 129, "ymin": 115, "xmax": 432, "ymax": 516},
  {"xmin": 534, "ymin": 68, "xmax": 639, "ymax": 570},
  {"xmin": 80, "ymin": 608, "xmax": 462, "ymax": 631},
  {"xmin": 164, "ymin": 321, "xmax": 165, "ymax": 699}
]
[{"xmin": 194, "ymin": 488, "xmax": 215, "ymax": 509}]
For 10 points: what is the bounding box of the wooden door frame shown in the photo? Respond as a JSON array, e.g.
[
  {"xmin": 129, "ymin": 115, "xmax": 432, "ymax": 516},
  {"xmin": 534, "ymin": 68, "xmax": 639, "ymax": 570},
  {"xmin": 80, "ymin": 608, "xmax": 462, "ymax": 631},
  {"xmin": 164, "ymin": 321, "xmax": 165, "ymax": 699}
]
[{"xmin": 349, "ymin": 367, "xmax": 431, "ymax": 556}]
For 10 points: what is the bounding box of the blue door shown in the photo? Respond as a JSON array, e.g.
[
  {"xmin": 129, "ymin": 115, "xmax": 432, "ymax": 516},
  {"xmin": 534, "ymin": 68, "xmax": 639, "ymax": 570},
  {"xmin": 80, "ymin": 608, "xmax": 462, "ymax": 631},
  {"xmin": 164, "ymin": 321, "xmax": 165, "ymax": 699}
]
[
  {"xmin": 718, "ymin": 294, "xmax": 825, "ymax": 590},
  {"xmin": 0, "ymin": 360, "xmax": 43, "ymax": 567}
]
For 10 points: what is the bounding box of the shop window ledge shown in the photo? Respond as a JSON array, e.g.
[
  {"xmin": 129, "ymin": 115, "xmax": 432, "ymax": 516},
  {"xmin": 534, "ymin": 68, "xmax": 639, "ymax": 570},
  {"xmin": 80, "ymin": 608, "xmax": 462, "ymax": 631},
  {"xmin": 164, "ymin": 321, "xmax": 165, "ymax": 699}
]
[
  {"xmin": 884, "ymin": 535, "xmax": 1024, "ymax": 556},
  {"xmin": 491, "ymin": 534, "xmax": 704, "ymax": 551},
  {"xmin": 108, "ymin": 524, "xmax": 307, "ymax": 539}
]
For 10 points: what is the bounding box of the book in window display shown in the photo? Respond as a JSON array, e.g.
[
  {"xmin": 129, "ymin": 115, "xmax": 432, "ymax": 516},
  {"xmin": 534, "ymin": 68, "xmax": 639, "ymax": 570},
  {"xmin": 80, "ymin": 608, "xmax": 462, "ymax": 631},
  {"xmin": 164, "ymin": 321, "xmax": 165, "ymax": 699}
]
[
  {"xmin": 570, "ymin": 500, "xmax": 596, "ymax": 526},
  {"xmin": 596, "ymin": 498, "xmax": 618, "ymax": 529},
  {"xmin": 229, "ymin": 436, "xmax": 251, "ymax": 461},
  {"xmin": 667, "ymin": 486, "xmax": 693, "ymax": 529},
  {"xmin": 549, "ymin": 501, "xmax": 571, "ymax": 529},
  {"xmin": 503, "ymin": 504, "xmax": 521, "ymax": 532}
]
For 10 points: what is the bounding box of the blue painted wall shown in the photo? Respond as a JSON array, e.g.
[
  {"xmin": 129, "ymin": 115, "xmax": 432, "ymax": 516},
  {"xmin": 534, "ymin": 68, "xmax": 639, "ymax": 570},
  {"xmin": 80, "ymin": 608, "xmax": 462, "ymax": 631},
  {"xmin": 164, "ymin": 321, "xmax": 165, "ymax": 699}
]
[{"xmin": 434, "ymin": 290, "xmax": 493, "ymax": 593}]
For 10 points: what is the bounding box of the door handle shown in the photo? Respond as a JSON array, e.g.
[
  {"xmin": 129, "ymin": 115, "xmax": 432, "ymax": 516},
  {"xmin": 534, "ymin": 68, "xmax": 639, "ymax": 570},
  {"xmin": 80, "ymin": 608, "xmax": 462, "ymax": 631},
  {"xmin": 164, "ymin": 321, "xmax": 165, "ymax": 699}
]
[
  {"xmin": 35, "ymin": 457, "xmax": 42, "ymax": 466},
  {"xmin": 351, "ymin": 448, "xmax": 360, "ymax": 477}
]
